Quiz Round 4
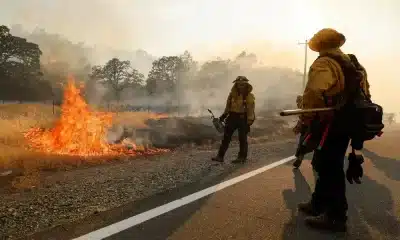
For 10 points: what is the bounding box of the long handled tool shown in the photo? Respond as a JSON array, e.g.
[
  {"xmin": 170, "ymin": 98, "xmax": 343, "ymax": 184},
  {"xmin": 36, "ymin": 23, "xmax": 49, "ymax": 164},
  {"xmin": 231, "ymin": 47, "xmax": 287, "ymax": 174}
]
[{"xmin": 279, "ymin": 107, "xmax": 335, "ymax": 116}]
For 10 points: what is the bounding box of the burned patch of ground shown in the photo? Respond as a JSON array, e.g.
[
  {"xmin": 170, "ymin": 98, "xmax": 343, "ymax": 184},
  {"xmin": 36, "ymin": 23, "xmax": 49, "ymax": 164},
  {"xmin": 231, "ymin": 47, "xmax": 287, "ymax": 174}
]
[{"xmin": 143, "ymin": 113, "xmax": 291, "ymax": 148}]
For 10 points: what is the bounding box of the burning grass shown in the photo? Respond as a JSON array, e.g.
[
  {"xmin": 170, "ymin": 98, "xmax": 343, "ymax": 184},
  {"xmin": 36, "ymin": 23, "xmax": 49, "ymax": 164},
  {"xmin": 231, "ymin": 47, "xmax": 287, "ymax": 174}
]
[
  {"xmin": 24, "ymin": 78, "xmax": 167, "ymax": 156},
  {"xmin": 0, "ymin": 78, "xmax": 170, "ymax": 188}
]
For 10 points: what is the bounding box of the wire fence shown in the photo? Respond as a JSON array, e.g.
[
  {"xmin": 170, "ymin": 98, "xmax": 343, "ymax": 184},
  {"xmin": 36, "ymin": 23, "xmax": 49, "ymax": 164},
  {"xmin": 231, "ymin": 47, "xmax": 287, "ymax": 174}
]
[
  {"xmin": 0, "ymin": 100, "xmax": 223, "ymax": 117},
  {"xmin": 0, "ymin": 100, "xmax": 57, "ymax": 114}
]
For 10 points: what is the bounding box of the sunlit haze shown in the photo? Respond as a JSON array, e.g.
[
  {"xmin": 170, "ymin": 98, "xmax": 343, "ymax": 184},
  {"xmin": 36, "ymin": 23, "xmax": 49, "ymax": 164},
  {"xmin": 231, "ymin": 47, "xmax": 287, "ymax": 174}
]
[{"xmin": 1, "ymin": 0, "xmax": 399, "ymax": 112}]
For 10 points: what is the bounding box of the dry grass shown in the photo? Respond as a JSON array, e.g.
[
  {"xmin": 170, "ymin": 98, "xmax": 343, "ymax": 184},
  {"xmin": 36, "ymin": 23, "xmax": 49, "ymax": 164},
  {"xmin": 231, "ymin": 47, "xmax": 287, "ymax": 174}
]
[
  {"xmin": 0, "ymin": 104, "xmax": 168, "ymax": 189},
  {"xmin": 113, "ymin": 111, "xmax": 168, "ymax": 129},
  {"xmin": 0, "ymin": 104, "xmax": 59, "ymax": 169},
  {"xmin": 0, "ymin": 104, "xmax": 59, "ymax": 188}
]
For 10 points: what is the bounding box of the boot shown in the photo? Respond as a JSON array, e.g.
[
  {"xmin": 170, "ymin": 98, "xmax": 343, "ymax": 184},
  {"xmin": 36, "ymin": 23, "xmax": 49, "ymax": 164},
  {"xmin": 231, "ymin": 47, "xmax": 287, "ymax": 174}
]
[
  {"xmin": 293, "ymin": 155, "xmax": 304, "ymax": 169},
  {"xmin": 211, "ymin": 156, "xmax": 224, "ymax": 163},
  {"xmin": 297, "ymin": 201, "xmax": 321, "ymax": 216},
  {"xmin": 232, "ymin": 156, "xmax": 246, "ymax": 164},
  {"xmin": 304, "ymin": 214, "xmax": 347, "ymax": 232}
]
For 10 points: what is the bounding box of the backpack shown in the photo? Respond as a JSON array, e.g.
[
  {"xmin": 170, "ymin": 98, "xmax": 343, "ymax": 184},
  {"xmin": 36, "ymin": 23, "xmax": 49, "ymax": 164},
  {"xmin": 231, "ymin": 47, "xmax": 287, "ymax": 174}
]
[{"xmin": 319, "ymin": 53, "xmax": 384, "ymax": 150}]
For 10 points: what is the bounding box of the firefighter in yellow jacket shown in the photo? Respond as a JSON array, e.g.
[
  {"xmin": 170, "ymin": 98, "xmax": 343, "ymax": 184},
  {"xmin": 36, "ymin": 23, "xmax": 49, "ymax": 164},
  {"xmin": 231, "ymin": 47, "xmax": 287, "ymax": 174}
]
[
  {"xmin": 292, "ymin": 53, "xmax": 370, "ymax": 171},
  {"xmin": 212, "ymin": 76, "xmax": 255, "ymax": 164},
  {"xmin": 294, "ymin": 28, "xmax": 370, "ymax": 232}
]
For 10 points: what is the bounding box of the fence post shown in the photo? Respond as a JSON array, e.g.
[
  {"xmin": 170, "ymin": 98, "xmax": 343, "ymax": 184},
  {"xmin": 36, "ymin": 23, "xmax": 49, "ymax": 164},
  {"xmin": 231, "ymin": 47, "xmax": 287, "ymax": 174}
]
[{"xmin": 51, "ymin": 92, "xmax": 55, "ymax": 115}]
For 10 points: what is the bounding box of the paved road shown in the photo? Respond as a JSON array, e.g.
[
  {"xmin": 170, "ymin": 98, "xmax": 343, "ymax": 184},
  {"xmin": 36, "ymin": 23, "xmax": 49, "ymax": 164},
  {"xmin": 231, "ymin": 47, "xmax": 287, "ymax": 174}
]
[
  {"xmin": 105, "ymin": 128, "xmax": 400, "ymax": 240},
  {"xmin": 35, "ymin": 128, "xmax": 400, "ymax": 240}
]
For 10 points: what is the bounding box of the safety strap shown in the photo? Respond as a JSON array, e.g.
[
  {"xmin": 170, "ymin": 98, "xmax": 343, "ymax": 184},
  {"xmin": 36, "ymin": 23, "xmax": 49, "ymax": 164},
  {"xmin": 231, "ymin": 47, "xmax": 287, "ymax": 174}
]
[
  {"xmin": 228, "ymin": 93, "xmax": 248, "ymax": 114},
  {"xmin": 243, "ymin": 95, "xmax": 248, "ymax": 123},
  {"xmin": 227, "ymin": 91, "xmax": 255, "ymax": 125},
  {"xmin": 318, "ymin": 54, "xmax": 369, "ymax": 104},
  {"xmin": 316, "ymin": 54, "xmax": 363, "ymax": 152}
]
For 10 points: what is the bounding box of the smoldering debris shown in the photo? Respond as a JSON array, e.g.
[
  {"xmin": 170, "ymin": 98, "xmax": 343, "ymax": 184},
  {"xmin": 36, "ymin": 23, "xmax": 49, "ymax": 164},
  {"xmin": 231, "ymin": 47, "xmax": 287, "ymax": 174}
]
[
  {"xmin": 106, "ymin": 125, "xmax": 152, "ymax": 149},
  {"xmin": 147, "ymin": 117, "xmax": 220, "ymax": 148},
  {"xmin": 106, "ymin": 112, "xmax": 291, "ymax": 149},
  {"xmin": 106, "ymin": 125, "xmax": 125, "ymax": 144}
]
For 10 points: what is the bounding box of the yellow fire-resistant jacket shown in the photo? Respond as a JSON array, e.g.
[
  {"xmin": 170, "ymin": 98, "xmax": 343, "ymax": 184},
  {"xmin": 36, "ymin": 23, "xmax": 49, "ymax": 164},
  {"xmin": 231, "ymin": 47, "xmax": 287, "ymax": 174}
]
[
  {"xmin": 223, "ymin": 83, "xmax": 256, "ymax": 125},
  {"xmin": 301, "ymin": 48, "xmax": 371, "ymax": 122}
]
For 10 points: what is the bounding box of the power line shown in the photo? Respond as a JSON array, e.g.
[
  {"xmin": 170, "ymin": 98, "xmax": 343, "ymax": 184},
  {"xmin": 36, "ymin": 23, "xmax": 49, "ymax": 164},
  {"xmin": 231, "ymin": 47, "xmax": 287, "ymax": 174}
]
[{"xmin": 298, "ymin": 40, "xmax": 308, "ymax": 90}]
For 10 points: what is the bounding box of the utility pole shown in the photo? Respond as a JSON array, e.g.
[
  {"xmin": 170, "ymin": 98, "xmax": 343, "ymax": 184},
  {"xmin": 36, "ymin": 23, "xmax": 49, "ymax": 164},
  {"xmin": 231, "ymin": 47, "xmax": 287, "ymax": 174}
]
[{"xmin": 298, "ymin": 40, "xmax": 308, "ymax": 90}]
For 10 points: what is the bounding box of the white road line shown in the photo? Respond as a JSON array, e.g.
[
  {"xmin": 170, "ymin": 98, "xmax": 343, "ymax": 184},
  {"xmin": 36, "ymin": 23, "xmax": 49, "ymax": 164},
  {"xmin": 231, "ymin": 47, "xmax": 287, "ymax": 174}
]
[{"xmin": 73, "ymin": 155, "xmax": 296, "ymax": 240}]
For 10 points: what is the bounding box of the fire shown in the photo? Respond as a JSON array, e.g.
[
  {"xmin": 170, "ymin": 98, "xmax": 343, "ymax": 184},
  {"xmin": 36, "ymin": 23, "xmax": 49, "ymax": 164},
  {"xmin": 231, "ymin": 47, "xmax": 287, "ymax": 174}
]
[{"xmin": 24, "ymin": 76, "xmax": 168, "ymax": 157}]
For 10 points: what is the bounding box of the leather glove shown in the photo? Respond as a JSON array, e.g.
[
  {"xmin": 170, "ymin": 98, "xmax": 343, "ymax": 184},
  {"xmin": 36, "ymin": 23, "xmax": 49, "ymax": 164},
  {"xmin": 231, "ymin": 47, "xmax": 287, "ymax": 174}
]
[
  {"xmin": 219, "ymin": 113, "xmax": 228, "ymax": 122},
  {"xmin": 346, "ymin": 152, "xmax": 364, "ymax": 184},
  {"xmin": 350, "ymin": 138, "xmax": 364, "ymax": 151}
]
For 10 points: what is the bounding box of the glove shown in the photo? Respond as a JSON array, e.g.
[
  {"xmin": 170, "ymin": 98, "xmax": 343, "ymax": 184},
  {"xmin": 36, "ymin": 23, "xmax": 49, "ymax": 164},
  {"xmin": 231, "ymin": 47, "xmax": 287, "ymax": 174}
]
[
  {"xmin": 350, "ymin": 138, "xmax": 364, "ymax": 151},
  {"xmin": 346, "ymin": 152, "xmax": 364, "ymax": 184},
  {"xmin": 219, "ymin": 113, "xmax": 228, "ymax": 122}
]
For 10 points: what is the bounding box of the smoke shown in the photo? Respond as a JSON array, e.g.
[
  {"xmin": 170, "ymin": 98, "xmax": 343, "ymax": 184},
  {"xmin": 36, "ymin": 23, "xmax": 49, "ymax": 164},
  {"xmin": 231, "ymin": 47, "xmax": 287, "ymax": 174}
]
[
  {"xmin": 3, "ymin": 1, "xmax": 304, "ymax": 115},
  {"xmin": 6, "ymin": 24, "xmax": 303, "ymax": 116},
  {"xmin": 5, "ymin": 1, "xmax": 140, "ymax": 49},
  {"xmin": 124, "ymin": 72, "xmax": 299, "ymax": 118},
  {"xmin": 86, "ymin": 81, "xmax": 108, "ymax": 106},
  {"xmin": 3, "ymin": 0, "xmax": 400, "ymax": 115}
]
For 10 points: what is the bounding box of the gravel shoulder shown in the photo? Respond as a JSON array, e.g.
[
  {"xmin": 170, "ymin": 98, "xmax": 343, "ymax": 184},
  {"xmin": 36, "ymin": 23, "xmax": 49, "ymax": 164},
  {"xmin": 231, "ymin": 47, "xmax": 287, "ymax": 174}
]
[{"xmin": 0, "ymin": 136, "xmax": 296, "ymax": 239}]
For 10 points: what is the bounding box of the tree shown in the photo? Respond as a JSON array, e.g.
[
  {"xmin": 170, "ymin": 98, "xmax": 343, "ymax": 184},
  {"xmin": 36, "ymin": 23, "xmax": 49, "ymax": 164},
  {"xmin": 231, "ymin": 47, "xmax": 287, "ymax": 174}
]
[
  {"xmin": 145, "ymin": 56, "xmax": 184, "ymax": 95},
  {"xmin": 0, "ymin": 25, "xmax": 50, "ymax": 101},
  {"xmin": 0, "ymin": 26, "xmax": 41, "ymax": 71},
  {"xmin": 234, "ymin": 51, "xmax": 258, "ymax": 69},
  {"xmin": 195, "ymin": 59, "xmax": 239, "ymax": 89},
  {"xmin": 178, "ymin": 51, "xmax": 198, "ymax": 88},
  {"xmin": 12, "ymin": 26, "xmax": 93, "ymax": 100},
  {"xmin": 180, "ymin": 51, "xmax": 197, "ymax": 71},
  {"xmin": 90, "ymin": 58, "xmax": 144, "ymax": 101}
]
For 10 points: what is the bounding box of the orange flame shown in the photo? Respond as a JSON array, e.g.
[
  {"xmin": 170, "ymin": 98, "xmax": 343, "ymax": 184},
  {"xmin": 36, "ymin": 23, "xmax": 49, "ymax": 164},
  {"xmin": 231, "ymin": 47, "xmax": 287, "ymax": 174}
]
[{"xmin": 24, "ymin": 76, "xmax": 168, "ymax": 157}]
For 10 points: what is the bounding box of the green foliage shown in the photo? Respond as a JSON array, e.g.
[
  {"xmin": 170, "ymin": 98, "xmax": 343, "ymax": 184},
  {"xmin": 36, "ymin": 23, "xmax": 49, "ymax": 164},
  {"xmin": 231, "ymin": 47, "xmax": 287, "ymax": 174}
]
[
  {"xmin": 91, "ymin": 58, "xmax": 144, "ymax": 101},
  {"xmin": 196, "ymin": 59, "xmax": 239, "ymax": 89},
  {"xmin": 0, "ymin": 25, "xmax": 51, "ymax": 101},
  {"xmin": 146, "ymin": 56, "xmax": 184, "ymax": 95}
]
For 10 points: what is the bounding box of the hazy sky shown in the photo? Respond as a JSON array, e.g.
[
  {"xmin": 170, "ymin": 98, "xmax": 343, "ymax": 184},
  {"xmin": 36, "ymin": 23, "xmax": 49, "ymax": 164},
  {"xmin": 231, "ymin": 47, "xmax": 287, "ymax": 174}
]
[{"xmin": 1, "ymin": 0, "xmax": 400, "ymax": 111}]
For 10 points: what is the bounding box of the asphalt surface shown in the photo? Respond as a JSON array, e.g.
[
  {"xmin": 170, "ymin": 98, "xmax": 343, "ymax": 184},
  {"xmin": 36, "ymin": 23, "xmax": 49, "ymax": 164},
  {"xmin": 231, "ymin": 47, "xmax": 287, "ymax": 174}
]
[{"xmin": 38, "ymin": 127, "xmax": 400, "ymax": 240}]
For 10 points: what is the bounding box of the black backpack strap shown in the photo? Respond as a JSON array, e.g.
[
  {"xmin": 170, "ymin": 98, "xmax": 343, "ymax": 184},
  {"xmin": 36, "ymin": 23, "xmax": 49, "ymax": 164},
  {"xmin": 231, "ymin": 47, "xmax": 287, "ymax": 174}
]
[
  {"xmin": 242, "ymin": 93, "xmax": 255, "ymax": 125},
  {"xmin": 243, "ymin": 94, "xmax": 248, "ymax": 123},
  {"xmin": 319, "ymin": 53, "xmax": 365, "ymax": 104},
  {"xmin": 319, "ymin": 53, "xmax": 357, "ymax": 83}
]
